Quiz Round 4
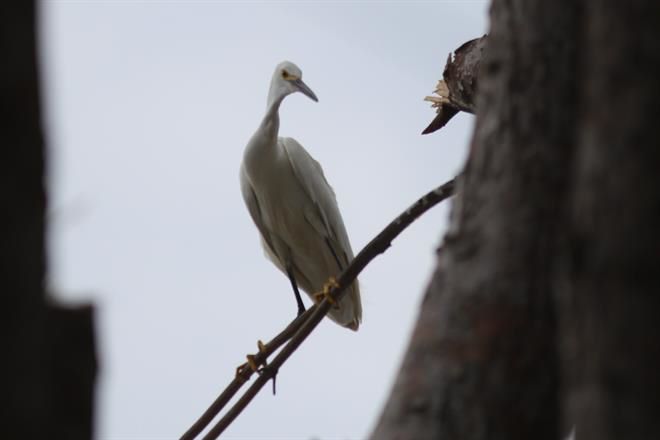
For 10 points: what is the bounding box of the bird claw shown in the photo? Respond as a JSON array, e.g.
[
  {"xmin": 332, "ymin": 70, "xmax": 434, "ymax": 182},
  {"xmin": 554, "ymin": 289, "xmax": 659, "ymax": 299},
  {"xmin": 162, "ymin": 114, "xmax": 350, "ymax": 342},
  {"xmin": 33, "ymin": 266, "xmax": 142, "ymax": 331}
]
[
  {"xmin": 251, "ymin": 339, "xmax": 269, "ymax": 371},
  {"xmin": 246, "ymin": 354, "xmax": 259, "ymax": 372},
  {"xmin": 238, "ymin": 340, "xmax": 278, "ymax": 395},
  {"xmin": 326, "ymin": 276, "xmax": 340, "ymax": 291},
  {"xmin": 236, "ymin": 339, "xmax": 268, "ymax": 377},
  {"xmin": 314, "ymin": 277, "xmax": 340, "ymax": 308}
]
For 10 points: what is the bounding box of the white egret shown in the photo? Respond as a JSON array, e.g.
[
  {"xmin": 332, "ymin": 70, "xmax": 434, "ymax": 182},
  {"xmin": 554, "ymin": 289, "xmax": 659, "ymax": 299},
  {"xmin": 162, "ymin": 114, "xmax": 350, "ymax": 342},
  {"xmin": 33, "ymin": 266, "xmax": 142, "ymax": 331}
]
[{"xmin": 240, "ymin": 61, "xmax": 362, "ymax": 330}]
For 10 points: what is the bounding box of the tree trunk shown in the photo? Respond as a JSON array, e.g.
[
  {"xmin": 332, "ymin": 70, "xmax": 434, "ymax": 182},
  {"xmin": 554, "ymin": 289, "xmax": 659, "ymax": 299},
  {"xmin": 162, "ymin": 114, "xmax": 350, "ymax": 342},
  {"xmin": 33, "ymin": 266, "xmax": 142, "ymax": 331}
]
[
  {"xmin": 372, "ymin": 1, "xmax": 578, "ymax": 436},
  {"xmin": 373, "ymin": 0, "xmax": 660, "ymax": 438},
  {"xmin": 1, "ymin": 3, "xmax": 97, "ymax": 438},
  {"xmin": 557, "ymin": 1, "xmax": 660, "ymax": 439},
  {"xmin": 2, "ymin": 2, "xmax": 48, "ymax": 436}
]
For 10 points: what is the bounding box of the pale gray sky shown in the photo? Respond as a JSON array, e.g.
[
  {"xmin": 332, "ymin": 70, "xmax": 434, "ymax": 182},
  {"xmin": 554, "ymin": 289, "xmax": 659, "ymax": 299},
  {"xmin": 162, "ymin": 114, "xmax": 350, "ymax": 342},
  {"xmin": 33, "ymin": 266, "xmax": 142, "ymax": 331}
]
[{"xmin": 40, "ymin": 1, "xmax": 487, "ymax": 439}]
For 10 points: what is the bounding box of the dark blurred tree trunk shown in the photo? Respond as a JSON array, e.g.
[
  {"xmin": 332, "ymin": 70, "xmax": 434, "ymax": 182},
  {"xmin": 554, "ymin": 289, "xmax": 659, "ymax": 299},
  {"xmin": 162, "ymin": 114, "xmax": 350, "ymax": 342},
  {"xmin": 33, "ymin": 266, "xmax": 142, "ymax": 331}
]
[
  {"xmin": 2, "ymin": 2, "xmax": 48, "ymax": 436},
  {"xmin": 1, "ymin": 3, "xmax": 96, "ymax": 438},
  {"xmin": 557, "ymin": 1, "xmax": 660, "ymax": 439},
  {"xmin": 371, "ymin": 0, "xmax": 660, "ymax": 439}
]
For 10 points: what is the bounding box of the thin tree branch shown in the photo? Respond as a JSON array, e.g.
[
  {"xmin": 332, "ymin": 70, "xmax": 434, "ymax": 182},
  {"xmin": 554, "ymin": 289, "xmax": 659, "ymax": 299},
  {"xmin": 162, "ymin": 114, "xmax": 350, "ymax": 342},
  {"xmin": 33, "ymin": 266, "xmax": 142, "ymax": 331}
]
[
  {"xmin": 180, "ymin": 306, "xmax": 317, "ymax": 440},
  {"xmin": 198, "ymin": 177, "xmax": 456, "ymax": 439}
]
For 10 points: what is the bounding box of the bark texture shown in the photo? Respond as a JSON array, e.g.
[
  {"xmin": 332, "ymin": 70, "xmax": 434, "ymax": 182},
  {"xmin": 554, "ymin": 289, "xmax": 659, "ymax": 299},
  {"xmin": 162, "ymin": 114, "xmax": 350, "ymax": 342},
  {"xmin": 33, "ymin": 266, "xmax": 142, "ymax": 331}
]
[
  {"xmin": 1, "ymin": 3, "xmax": 97, "ymax": 438},
  {"xmin": 557, "ymin": 1, "xmax": 660, "ymax": 439},
  {"xmin": 374, "ymin": 0, "xmax": 660, "ymax": 438},
  {"xmin": 373, "ymin": 2, "xmax": 578, "ymax": 436}
]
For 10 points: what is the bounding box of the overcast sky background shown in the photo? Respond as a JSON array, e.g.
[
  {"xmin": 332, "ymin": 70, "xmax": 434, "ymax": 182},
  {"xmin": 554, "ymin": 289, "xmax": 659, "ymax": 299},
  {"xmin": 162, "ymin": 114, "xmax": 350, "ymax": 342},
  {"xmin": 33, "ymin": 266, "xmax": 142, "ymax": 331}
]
[{"xmin": 40, "ymin": 1, "xmax": 488, "ymax": 439}]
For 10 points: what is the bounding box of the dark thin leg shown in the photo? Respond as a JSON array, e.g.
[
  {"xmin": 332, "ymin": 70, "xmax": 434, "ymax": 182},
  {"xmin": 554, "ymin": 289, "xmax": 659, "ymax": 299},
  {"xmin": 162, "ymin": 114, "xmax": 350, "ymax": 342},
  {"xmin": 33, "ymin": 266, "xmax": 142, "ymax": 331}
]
[{"xmin": 286, "ymin": 267, "xmax": 305, "ymax": 316}]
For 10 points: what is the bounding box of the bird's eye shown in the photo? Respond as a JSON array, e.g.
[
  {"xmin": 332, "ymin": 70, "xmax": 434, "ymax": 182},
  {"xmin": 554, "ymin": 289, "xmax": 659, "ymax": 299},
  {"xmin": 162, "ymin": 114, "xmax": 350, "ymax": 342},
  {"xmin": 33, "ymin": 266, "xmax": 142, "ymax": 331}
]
[{"xmin": 282, "ymin": 70, "xmax": 290, "ymax": 79}]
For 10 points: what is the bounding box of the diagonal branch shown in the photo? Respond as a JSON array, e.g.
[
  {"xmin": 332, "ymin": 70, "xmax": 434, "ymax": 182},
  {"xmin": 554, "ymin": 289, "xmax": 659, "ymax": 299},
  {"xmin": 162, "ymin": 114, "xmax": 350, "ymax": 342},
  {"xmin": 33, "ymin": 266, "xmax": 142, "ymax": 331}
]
[
  {"xmin": 180, "ymin": 306, "xmax": 318, "ymax": 440},
  {"xmin": 190, "ymin": 177, "xmax": 456, "ymax": 439}
]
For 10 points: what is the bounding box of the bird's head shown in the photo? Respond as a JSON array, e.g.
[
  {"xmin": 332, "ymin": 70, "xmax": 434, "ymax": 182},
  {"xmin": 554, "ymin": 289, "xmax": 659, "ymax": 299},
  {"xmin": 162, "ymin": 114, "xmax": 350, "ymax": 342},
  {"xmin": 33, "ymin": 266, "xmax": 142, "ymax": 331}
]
[{"xmin": 269, "ymin": 61, "xmax": 318, "ymax": 104}]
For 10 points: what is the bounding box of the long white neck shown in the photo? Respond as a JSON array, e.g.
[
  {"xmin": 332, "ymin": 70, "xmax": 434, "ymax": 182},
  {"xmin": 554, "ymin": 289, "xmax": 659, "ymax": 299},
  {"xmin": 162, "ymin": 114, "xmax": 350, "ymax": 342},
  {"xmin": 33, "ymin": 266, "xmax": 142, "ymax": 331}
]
[
  {"xmin": 244, "ymin": 84, "xmax": 287, "ymax": 173},
  {"xmin": 259, "ymin": 87, "xmax": 284, "ymax": 141}
]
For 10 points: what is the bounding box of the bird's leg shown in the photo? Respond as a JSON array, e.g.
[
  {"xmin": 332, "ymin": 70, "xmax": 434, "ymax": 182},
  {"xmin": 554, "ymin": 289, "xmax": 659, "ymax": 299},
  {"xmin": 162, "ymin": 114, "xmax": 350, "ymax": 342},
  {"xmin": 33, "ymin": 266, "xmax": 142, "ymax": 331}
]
[
  {"xmin": 286, "ymin": 267, "xmax": 306, "ymax": 316},
  {"xmin": 314, "ymin": 277, "xmax": 340, "ymax": 308}
]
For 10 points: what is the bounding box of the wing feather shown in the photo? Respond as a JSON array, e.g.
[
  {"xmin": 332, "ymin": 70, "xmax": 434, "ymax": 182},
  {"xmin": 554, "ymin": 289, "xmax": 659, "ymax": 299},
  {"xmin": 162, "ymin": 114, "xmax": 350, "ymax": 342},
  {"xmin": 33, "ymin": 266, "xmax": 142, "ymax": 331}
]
[{"xmin": 280, "ymin": 137, "xmax": 354, "ymax": 269}]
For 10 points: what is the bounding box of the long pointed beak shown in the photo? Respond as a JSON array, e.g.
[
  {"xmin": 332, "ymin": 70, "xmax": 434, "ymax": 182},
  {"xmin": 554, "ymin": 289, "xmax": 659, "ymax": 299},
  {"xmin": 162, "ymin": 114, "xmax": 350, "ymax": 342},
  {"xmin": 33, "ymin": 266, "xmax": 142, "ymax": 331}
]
[{"xmin": 294, "ymin": 78, "xmax": 318, "ymax": 102}]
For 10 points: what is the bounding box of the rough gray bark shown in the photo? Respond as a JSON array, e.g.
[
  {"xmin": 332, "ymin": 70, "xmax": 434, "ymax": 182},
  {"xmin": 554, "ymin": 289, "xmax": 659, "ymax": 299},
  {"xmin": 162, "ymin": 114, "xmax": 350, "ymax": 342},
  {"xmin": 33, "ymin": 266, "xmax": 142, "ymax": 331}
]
[
  {"xmin": 1, "ymin": 3, "xmax": 97, "ymax": 438},
  {"xmin": 557, "ymin": 1, "xmax": 660, "ymax": 439},
  {"xmin": 373, "ymin": 0, "xmax": 660, "ymax": 439},
  {"xmin": 372, "ymin": 0, "xmax": 578, "ymax": 438}
]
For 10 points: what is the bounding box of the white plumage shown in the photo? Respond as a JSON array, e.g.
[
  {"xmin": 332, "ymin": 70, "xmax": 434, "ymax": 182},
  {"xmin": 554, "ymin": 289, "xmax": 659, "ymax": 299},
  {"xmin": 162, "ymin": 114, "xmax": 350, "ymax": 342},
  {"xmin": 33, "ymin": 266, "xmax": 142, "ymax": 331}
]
[{"xmin": 240, "ymin": 61, "xmax": 362, "ymax": 330}]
